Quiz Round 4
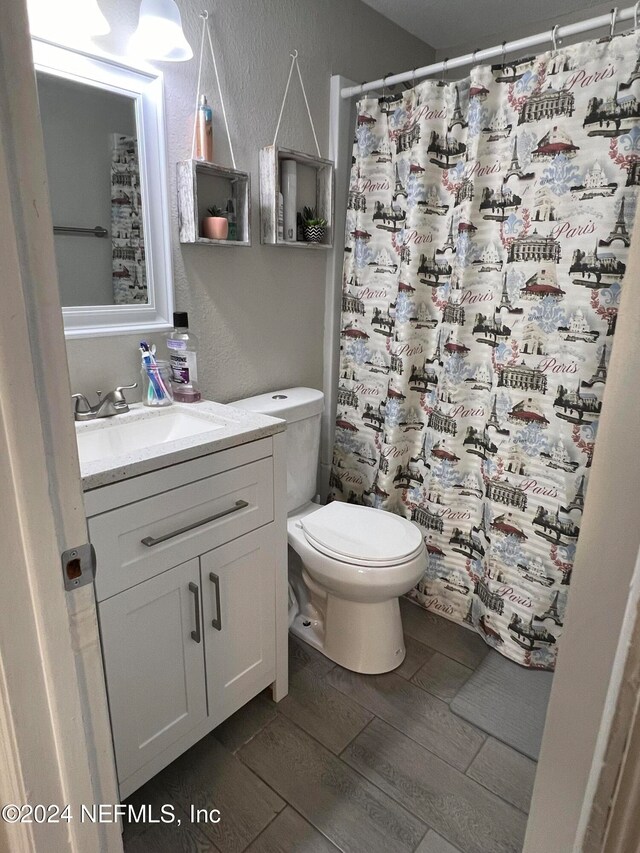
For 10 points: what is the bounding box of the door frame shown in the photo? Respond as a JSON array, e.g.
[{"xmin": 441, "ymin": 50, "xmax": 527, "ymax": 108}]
[
  {"xmin": 320, "ymin": 74, "xmax": 357, "ymax": 498},
  {"xmin": 584, "ymin": 545, "xmax": 640, "ymax": 851},
  {"xmin": 0, "ymin": 1, "xmax": 121, "ymax": 851}
]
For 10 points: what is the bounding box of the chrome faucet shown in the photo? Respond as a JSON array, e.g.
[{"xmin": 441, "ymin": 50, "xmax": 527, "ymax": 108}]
[{"xmin": 72, "ymin": 383, "xmax": 138, "ymax": 421}]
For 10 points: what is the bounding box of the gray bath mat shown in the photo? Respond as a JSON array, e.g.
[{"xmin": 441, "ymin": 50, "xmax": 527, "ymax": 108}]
[{"xmin": 450, "ymin": 651, "xmax": 554, "ymax": 760}]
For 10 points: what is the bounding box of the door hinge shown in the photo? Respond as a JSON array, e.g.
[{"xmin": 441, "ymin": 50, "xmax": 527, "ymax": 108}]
[{"xmin": 61, "ymin": 543, "xmax": 96, "ymax": 591}]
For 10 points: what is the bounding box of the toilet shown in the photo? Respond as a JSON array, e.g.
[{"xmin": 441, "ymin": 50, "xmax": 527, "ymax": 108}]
[{"xmin": 232, "ymin": 388, "xmax": 426, "ymax": 674}]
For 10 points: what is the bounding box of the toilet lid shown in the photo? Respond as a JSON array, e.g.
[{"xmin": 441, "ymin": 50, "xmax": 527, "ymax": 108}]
[{"xmin": 300, "ymin": 502, "xmax": 423, "ymax": 565}]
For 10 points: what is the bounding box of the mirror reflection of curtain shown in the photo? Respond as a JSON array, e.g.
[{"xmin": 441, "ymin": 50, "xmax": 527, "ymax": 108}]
[
  {"xmin": 332, "ymin": 31, "xmax": 640, "ymax": 670},
  {"xmin": 111, "ymin": 134, "xmax": 147, "ymax": 304}
]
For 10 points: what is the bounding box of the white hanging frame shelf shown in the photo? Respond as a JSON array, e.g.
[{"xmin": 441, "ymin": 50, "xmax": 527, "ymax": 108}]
[
  {"xmin": 177, "ymin": 10, "xmax": 250, "ymax": 246},
  {"xmin": 260, "ymin": 50, "xmax": 334, "ymax": 249}
]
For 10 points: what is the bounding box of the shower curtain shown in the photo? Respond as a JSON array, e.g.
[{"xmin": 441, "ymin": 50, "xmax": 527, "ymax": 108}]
[
  {"xmin": 111, "ymin": 134, "xmax": 147, "ymax": 304},
  {"xmin": 332, "ymin": 31, "xmax": 640, "ymax": 668}
]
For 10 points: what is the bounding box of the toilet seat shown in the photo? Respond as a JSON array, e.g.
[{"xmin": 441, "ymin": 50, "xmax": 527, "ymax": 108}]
[{"xmin": 300, "ymin": 502, "xmax": 424, "ymax": 567}]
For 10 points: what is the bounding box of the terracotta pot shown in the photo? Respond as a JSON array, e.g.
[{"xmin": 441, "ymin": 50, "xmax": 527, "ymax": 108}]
[{"xmin": 202, "ymin": 216, "xmax": 228, "ymax": 240}]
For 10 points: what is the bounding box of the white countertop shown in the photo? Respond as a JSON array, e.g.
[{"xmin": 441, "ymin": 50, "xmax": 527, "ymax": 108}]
[{"xmin": 77, "ymin": 400, "xmax": 285, "ymax": 491}]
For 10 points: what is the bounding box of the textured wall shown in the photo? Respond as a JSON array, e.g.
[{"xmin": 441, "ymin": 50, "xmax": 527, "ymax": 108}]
[
  {"xmin": 433, "ymin": 2, "xmax": 618, "ymax": 59},
  {"xmin": 58, "ymin": 0, "xmax": 433, "ymax": 402}
]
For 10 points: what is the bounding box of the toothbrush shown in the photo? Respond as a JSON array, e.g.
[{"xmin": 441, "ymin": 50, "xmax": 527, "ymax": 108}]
[
  {"xmin": 149, "ymin": 344, "xmax": 171, "ymax": 401},
  {"xmin": 140, "ymin": 341, "xmax": 170, "ymax": 403}
]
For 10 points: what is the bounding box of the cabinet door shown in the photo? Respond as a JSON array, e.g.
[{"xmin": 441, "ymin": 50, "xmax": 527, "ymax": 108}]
[
  {"xmin": 201, "ymin": 525, "xmax": 276, "ymax": 725},
  {"xmin": 98, "ymin": 558, "xmax": 207, "ymax": 786}
]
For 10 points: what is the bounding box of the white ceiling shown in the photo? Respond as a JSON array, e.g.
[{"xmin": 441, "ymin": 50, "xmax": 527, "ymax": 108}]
[{"xmin": 361, "ymin": 0, "xmax": 608, "ymax": 50}]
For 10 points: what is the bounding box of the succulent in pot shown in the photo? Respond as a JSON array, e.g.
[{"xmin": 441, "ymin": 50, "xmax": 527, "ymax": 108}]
[
  {"xmin": 302, "ymin": 206, "xmax": 327, "ymax": 243},
  {"xmin": 202, "ymin": 205, "xmax": 229, "ymax": 240}
]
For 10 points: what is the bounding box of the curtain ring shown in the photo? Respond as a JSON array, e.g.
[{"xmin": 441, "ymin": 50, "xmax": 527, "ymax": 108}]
[
  {"xmin": 501, "ymin": 40, "xmax": 507, "ymax": 66},
  {"xmin": 472, "ymin": 47, "xmax": 478, "ymax": 67},
  {"xmin": 635, "ymin": 0, "xmax": 640, "ymax": 29},
  {"xmin": 441, "ymin": 58, "xmax": 448, "ymax": 84},
  {"xmin": 610, "ymin": 7, "xmax": 618, "ymax": 38},
  {"xmin": 551, "ymin": 25, "xmax": 559, "ymax": 52},
  {"xmin": 412, "ymin": 67, "xmax": 417, "ymax": 87},
  {"xmin": 382, "ymin": 73, "xmax": 390, "ymax": 97}
]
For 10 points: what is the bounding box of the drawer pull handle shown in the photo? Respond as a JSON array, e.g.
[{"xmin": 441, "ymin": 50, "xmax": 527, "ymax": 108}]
[
  {"xmin": 140, "ymin": 500, "xmax": 249, "ymax": 547},
  {"xmin": 188, "ymin": 582, "xmax": 201, "ymax": 644},
  {"xmin": 209, "ymin": 572, "xmax": 222, "ymax": 631}
]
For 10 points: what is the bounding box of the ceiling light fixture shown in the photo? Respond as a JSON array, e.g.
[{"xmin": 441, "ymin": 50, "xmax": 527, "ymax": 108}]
[{"xmin": 129, "ymin": 0, "xmax": 193, "ymax": 62}]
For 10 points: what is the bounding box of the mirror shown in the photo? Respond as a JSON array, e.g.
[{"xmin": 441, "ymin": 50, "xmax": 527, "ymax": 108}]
[
  {"xmin": 32, "ymin": 39, "xmax": 174, "ymax": 337},
  {"xmin": 37, "ymin": 75, "xmax": 145, "ymax": 307}
]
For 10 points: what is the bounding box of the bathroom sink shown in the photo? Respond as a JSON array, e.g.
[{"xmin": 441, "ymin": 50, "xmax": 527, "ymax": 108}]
[
  {"xmin": 74, "ymin": 399, "xmax": 286, "ymax": 490},
  {"xmin": 75, "ymin": 407, "xmax": 224, "ymax": 467}
]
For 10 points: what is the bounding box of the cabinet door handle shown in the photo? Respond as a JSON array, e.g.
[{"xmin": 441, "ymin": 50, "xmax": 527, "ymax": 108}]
[
  {"xmin": 188, "ymin": 582, "xmax": 201, "ymax": 643},
  {"xmin": 209, "ymin": 572, "xmax": 222, "ymax": 631},
  {"xmin": 140, "ymin": 500, "xmax": 249, "ymax": 547}
]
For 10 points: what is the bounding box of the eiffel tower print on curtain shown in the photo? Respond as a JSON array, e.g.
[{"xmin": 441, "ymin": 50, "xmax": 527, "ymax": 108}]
[{"xmin": 599, "ymin": 196, "xmax": 631, "ymax": 247}]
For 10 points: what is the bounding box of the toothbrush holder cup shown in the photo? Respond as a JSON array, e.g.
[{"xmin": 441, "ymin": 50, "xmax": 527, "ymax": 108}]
[{"xmin": 141, "ymin": 360, "xmax": 174, "ymax": 407}]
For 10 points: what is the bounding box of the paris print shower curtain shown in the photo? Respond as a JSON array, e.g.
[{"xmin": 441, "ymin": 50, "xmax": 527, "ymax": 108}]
[
  {"xmin": 111, "ymin": 134, "xmax": 147, "ymax": 304},
  {"xmin": 331, "ymin": 31, "xmax": 640, "ymax": 668}
]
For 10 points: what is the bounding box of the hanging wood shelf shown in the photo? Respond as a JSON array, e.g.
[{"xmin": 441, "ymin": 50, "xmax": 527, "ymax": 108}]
[
  {"xmin": 177, "ymin": 159, "xmax": 251, "ymax": 247},
  {"xmin": 259, "ymin": 145, "xmax": 334, "ymax": 248}
]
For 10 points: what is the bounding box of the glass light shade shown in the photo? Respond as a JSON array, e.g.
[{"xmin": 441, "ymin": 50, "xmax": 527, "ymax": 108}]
[
  {"xmin": 129, "ymin": 0, "xmax": 193, "ymax": 62},
  {"xmin": 27, "ymin": 0, "xmax": 111, "ymax": 40}
]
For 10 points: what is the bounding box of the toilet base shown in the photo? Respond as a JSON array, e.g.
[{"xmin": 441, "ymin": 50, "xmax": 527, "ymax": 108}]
[
  {"xmin": 290, "ymin": 611, "xmax": 324, "ymax": 654},
  {"xmin": 291, "ymin": 594, "xmax": 407, "ymax": 674}
]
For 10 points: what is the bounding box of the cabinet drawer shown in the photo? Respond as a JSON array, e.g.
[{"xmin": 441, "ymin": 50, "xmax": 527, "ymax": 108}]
[{"xmin": 92, "ymin": 457, "xmax": 273, "ymax": 601}]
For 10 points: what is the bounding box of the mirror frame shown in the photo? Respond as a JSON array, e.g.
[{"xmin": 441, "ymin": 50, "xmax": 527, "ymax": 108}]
[{"xmin": 32, "ymin": 39, "xmax": 174, "ymax": 338}]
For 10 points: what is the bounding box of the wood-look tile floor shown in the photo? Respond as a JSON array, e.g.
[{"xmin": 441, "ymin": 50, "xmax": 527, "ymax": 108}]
[{"xmin": 123, "ymin": 599, "xmax": 537, "ymax": 853}]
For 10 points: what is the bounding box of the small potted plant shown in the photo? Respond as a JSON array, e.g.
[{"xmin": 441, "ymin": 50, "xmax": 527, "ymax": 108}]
[
  {"xmin": 202, "ymin": 205, "xmax": 228, "ymax": 240},
  {"xmin": 302, "ymin": 206, "xmax": 327, "ymax": 243}
]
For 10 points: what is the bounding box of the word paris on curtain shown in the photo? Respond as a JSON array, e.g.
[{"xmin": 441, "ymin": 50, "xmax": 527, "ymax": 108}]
[{"xmin": 332, "ymin": 31, "xmax": 640, "ymax": 669}]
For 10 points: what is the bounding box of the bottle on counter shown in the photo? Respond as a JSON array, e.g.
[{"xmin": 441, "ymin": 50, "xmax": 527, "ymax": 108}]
[
  {"xmin": 167, "ymin": 312, "xmax": 202, "ymax": 403},
  {"xmin": 226, "ymin": 197, "xmax": 237, "ymax": 241},
  {"xmin": 277, "ymin": 191, "xmax": 284, "ymax": 241},
  {"xmin": 195, "ymin": 94, "xmax": 213, "ymax": 162},
  {"xmin": 281, "ymin": 159, "xmax": 297, "ymax": 242}
]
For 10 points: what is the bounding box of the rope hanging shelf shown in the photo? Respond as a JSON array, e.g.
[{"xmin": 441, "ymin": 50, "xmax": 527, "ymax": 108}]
[
  {"xmin": 177, "ymin": 10, "xmax": 251, "ymax": 247},
  {"xmin": 259, "ymin": 51, "xmax": 334, "ymax": 249}
]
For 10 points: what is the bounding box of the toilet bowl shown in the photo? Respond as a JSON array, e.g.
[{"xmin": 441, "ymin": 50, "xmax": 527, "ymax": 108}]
[
  {"xmin": 230, "ymin": 387, "xmax": 426, "ymax": 675},
  {"xmin": 287, "ymin": 501, "xmax": 426, "ymax": 674}
]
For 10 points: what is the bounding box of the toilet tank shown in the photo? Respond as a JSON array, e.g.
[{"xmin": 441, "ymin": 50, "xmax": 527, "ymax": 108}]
[{"xmin": 231, "ymin": 388, "xmax": 324, "ymax": 513}]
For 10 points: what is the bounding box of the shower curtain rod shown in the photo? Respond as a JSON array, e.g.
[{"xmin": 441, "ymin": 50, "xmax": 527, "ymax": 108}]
[{"xmin": 341, "ymin": 4, "xmax": 638, "ymax": 98}]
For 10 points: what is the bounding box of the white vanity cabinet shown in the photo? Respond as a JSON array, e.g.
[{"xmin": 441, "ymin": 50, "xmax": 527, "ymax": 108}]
[{"xmin": 84, "ymin": 435, "xmax": 287, "ymax": 799}]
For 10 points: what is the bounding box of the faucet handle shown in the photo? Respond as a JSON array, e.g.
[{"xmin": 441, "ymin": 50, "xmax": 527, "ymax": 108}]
[
  {"xmin": 115, "ymin": 382, "xmax": 138, "ymax": 395},
  {"xmin": 71, "ymin": 392, "xmax": 91, "ymax": 414},
  {"xmin": 108, "ymin": 381, "xmax": 138, "ymax": 412}
]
